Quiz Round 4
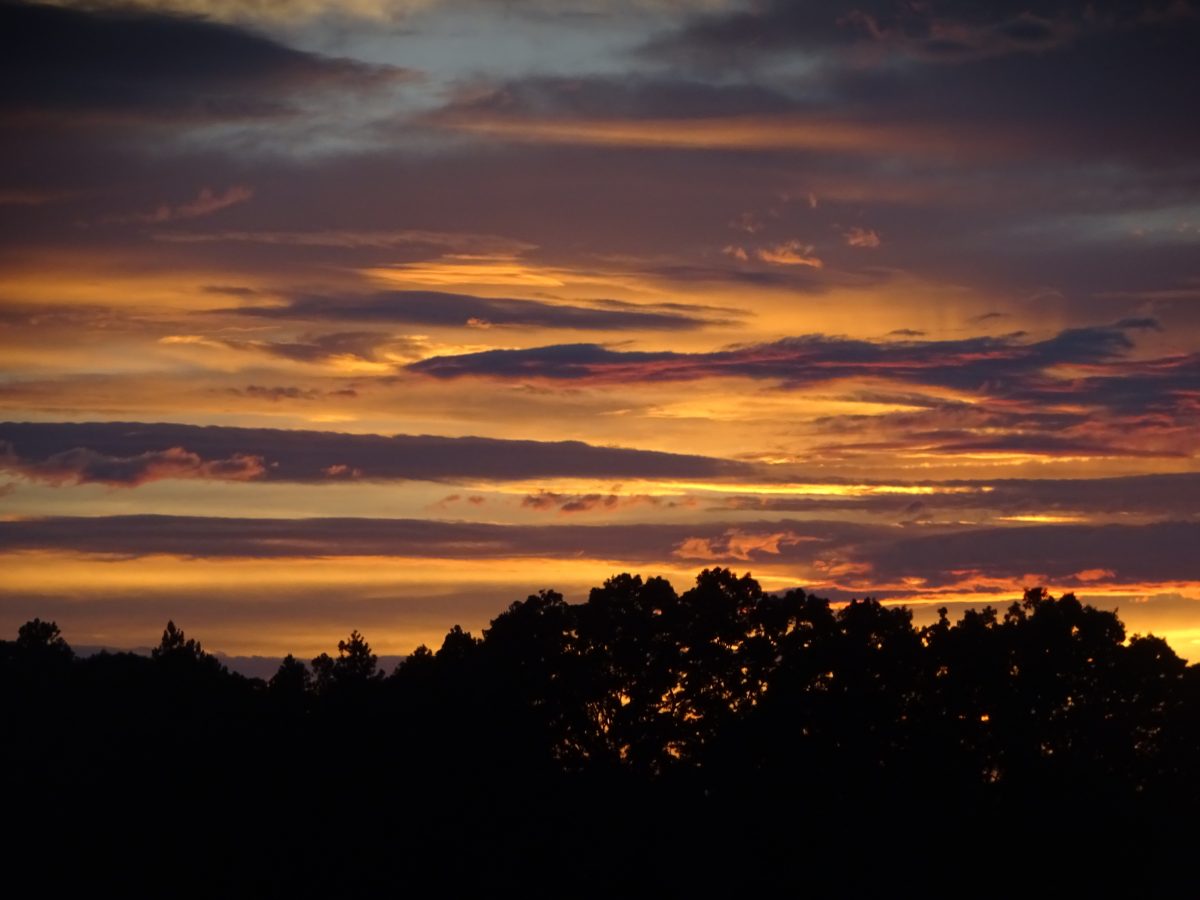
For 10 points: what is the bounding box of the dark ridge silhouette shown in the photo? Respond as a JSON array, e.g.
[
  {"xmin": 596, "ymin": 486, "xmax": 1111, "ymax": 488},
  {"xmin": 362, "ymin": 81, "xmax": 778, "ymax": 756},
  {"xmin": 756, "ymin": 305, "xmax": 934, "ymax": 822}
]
[{"xmin": 3, "ymin": 571, "xmax": 1197, "ymax": 894}]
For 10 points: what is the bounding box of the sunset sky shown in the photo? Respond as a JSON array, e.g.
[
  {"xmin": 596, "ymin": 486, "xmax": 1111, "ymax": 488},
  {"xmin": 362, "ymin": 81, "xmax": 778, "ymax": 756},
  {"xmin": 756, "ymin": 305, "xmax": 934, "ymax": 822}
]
[{"xmin": 1, "ymin": 0, "xmax": 1197, "ymax": 661}]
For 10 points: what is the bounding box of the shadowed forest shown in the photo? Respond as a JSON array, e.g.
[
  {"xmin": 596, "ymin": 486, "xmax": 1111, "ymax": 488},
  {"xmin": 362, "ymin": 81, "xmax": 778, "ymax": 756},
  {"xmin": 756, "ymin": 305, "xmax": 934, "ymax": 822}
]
[{"xmin": 5, "ymin": 569, "xmax": 1199, "ymax": 895}]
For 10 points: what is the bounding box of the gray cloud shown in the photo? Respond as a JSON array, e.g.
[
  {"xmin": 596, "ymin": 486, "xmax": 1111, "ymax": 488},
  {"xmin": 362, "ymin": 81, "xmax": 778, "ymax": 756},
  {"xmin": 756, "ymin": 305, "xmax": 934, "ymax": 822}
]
[
  {"xmin": 226, "ymin": 289, "xmax": 734, "ymax": 331},
  {"xmin": 432, "ymin": 75, "xmax": 798, "ymax": 122},
  {"xmin": 641, "ymin": 0, "xmax": 1200, "ymax": 165},
  {"xmin": 0, "ymin": 1, "xmax": 414, "ymax": 127},
  {"xmin": 643, "ymin": 1, "xmax": 1086, "ymax": 66},
  {"xmin": 0, "ymin": 514, "xmax": 880, "ymax": 561},
  {"xmin": 857, "ymin": 521, "xmax": 1200, "ymax": 587},
  {"xmin": 520, "ymin": 490, "xmax": 689, "ymax": 515},
  {"xmin": 0, "ymin": 421, "xmax": 753, "ymax": 485},
  {"xmin": 2, "ymin": 515, "xmax": 1194, "ymax": 594},
  {"xmin": 0, "ymin": 443, "xmax": 265, "ymax": 487},
  {"xmin": 407, "ymin": 320, "xmax": 1161, "ymax": 395}
]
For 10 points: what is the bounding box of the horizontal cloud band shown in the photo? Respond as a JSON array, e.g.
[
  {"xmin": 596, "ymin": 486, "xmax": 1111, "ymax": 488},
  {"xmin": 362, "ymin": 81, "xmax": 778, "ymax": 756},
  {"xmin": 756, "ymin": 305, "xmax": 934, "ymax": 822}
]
[
  {"xmin": 407, "ymin": 319, "xmax": 1166, "ymax": 393},
  {"xmin": 0, "ymin": 421, "xmax": 753, "ymax": 485},
  {"xmin": 3, "ymin": 515, "xmax": 1195, "ymax": 589}
]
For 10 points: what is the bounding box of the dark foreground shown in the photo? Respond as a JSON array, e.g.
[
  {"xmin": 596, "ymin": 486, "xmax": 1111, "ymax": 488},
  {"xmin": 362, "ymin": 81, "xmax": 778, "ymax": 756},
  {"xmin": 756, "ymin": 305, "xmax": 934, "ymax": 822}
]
[{"xmin": 4, "ymin": 569, "xmax": 1198, "ymax": 895}]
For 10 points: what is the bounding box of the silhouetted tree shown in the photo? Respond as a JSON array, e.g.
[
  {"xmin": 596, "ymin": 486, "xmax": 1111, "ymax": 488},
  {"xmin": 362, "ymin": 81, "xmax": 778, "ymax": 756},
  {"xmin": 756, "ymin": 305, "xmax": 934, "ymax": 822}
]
[
  {"xmin": 576, "ymin": 573, "xmax": 682, "ymax": 771},
  {"xmin": 436, "ymin": 624, "xmax": 479, "ymax": 665},
  {"xmin": 152, "ymin": 620, "xmax": 204, "ymax": 661},
  {"xmin": 483, "ymin": 589, "xmax": 590, "ymax": 764},
  {"xmin": 666, "ymin": 568, "xmax": 764, "ymax": 762},
  {"xmin": 311, "ymin": 651, "xmax": 335, "ymax": 691},
  {"xmin": 150, "ymin": 620, "xmax": 224, "ymax": 680},
  {"xmin": 3, "ymin": 574, "xmax": 1197, "ymax": 895},
  {"xmin": 16, "ymin": 618, "xmax": 72, "ymax": 658},
  {"xmin": 270, "ymin": 653, "xmax": 311, "ymax": 702},
  {"xmin": 338, "ymin": 630, "xmax": 378, "ymax": 678},
  {"xmin": 313, "ymin": 629, "xmax": 383, "ymax": 696}
]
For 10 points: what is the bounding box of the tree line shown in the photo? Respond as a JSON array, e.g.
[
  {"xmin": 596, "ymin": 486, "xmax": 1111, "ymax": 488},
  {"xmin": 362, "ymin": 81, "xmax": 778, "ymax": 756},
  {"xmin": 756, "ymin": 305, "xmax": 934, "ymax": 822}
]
[{"xmin": 3, "ymin": 569, "xmax": 1197, "ymax": 895}]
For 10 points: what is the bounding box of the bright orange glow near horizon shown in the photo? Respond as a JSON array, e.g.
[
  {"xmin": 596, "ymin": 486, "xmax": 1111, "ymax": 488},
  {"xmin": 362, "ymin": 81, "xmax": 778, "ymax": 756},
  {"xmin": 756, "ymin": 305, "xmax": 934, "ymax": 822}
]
[{"xmin": 4, "ymin": 548, "xmax": 1198, "ymax": 660}]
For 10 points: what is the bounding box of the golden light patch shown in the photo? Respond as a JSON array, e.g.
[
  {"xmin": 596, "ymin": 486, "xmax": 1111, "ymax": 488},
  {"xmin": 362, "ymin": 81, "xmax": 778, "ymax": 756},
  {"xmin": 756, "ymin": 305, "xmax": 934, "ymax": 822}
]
[
  {"xmin": 435, "ymin": 114, "xmax": 1009, "ymax": 159},
  {"xmin": 0, "ymin": 549, "xmax": 792, "ymax": 654},
  {"xmin": 997, "ymin": 514, "xmax": 1087, "ymax": 524}
]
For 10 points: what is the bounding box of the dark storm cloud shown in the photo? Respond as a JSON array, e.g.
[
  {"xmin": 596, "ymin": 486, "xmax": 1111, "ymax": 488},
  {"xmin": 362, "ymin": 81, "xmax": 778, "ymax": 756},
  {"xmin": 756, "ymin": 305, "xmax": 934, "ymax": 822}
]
[
  {"xmin": 856, "ymin": 18, "xmax": 1199, "ymax": 164},
  {"xmin": 643, "ymin": 0, "xmax": 1092, "ymax": 65},
  {"xmin": 639, "ymin": 1, "xmax": 1200, "ymax": 164},
  {"xmin": 0, "ymin": 421, "xmax": 753, "ymax": 485},
  {"xmin": 857, "ymin": 521, "xmax": 1200, "ymax": 587},
  {"xmin": 955, "ymin": 473, "xmax": 1200, "ymax": 519},
  {"xmin": 226, "ymin": 290, "xmax": 733, "ymax": 331},
  {"xmin": 1040, "ymin": 352, "xmax": 1200, "ymax": 417},
  {"xmin": 0, "ymin": 444, "xmax": 265, "ymax": 487},
  {"xmin": 407, "ymin": 320, "xmax": 1157, "ymax": 392},
  {"xmin": 800, "ymin": 364, "xmax": 1198, "ymax": 463},
  {"xmin": 0, "ymin": 1, "xmax": 413, "ymax": 125},
  {"xmin": 0, "ymin": 515, "xmax": 876, "ymax": 561},
  {"xmin": 3, "ymin": 514, "xmax": 1195, "ymax": 593}
]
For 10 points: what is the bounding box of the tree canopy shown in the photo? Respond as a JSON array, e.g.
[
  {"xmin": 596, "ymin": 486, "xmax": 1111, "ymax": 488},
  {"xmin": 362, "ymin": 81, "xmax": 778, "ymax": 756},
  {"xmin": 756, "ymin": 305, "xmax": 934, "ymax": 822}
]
[{"xmin": 3, "ymin": 571, "xmax": 1198, "ymax": 894}]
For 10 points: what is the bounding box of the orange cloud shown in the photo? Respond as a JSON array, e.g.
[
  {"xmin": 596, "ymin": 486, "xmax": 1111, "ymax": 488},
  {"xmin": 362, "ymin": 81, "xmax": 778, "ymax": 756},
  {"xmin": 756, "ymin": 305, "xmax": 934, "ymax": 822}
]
[
  {"xmin": 843, "ymin": 227, "xmax": 881, "ymax": 248},
  {"xmin": 673, "ymin": 529, "xmax": 819, "ymax": 561},
  {"xmin": 755, "ymin": 240, "xmax": 824, "ymax": 268},
  {"xmin": 433, "ymin": 113, "xmax": 1007, "ymax": 159},
  {"xmin": 322, "ymin": 464, "xmax": 364, "ymax": 478}
]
